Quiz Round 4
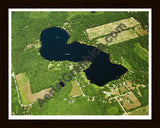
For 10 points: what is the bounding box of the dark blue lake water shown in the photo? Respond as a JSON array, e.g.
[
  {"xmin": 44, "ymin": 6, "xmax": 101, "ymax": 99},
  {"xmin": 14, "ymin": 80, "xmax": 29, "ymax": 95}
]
[{"xmin": 40, "ymin": 27, "xmax": 127, "ymax": 86}]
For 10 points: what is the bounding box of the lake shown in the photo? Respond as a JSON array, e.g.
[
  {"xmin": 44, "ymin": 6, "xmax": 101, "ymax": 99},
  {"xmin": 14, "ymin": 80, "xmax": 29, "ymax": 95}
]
[{"xmin": 40, "ymin": 27, "xmax": 127, "ymax": 86}]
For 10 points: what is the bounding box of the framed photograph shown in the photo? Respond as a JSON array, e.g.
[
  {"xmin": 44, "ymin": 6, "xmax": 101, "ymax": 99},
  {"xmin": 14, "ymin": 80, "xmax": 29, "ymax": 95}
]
[{"xmin": 8, "ymin": 8, "xmax": 152, "ymax": 120}]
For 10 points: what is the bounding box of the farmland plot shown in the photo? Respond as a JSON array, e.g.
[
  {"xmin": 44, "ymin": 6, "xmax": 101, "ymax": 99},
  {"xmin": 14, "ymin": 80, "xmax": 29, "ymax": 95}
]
[
  {"xmin": 86, "ymin": 17, "xmax": 140, "ymax": 40},
  {"xmin": 15, "ymin": 73, "xmax": 52, "ymax": 104},
  {"xmin": 97, "ymin": 29, "xmax": 139, "ymax": 46}
]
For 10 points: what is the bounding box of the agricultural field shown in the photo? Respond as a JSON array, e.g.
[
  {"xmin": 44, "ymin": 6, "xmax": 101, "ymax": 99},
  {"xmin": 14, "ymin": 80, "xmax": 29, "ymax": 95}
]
[
  {"xmin": 119, "ymin": 92, "xmax": 141, "ymax": 111},
  {"xmin": 10, "ymin": 10, "xmax": 150, "ymax": 118},
  {"xmin": 128, "ymin": 105, "xmax": 149, "ymax": 115},
  {"xmin": 86, "ymin": 17, "xmax": 140, "ymax": 40},
  {"xmin": 69, "ymin": 80, "xmax": 84, "ymax": 96},
  {"xmin": 97, "ymin": 29, "xmax": 139, "ymax": 45},
  {"xmin": 15, "ymin": 73, "xmax": 53, "ymax": 104}
]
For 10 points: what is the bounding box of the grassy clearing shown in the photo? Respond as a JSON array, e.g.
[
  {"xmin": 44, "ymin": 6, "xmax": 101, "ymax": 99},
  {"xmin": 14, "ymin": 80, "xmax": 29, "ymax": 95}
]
[
  {"xmin": 122, "ymin": 61, "xmax": 132, "ymax": 69},
  {"xmin": 21, "ymin": 73, "xmax": 29, "ymax": 84},
  {"xmin": 128, "ymin": 105, "xmax": 149, "ymax": 115},
  {"xmin": 106, "ymin": 107, "xmax": 119, "ymax": 115},
  {"xmin": 15, "ymin": 73, "xmax": 31, "ymax": 105},
  {"xmin": 86, "ymin": 17, "xmax": 139, "ymax": 40},
  {"xmin": 69, "ymin": 80, "xmax": 83, "ymax": 96},
  {"xmin": 134, "ymin": 43, "xmax": 148, "ymax": 62}
]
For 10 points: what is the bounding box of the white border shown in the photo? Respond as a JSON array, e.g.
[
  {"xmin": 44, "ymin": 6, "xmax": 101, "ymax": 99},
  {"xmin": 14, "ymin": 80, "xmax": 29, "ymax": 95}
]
[{"xmin": 8, "ymin": 8, "xmax": 152, "ymax": 120}]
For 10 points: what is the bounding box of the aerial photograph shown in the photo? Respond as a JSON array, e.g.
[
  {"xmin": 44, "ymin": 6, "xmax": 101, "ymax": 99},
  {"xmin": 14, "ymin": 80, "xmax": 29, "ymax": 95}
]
[{"xmin": 9, "ymin": 9, "xmax": 151, "ymax": 119}]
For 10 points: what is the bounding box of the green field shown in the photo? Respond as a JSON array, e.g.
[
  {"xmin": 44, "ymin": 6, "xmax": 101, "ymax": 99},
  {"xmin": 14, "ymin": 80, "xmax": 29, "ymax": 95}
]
[
  {"xmin": 134, "ymin": 43, "xmax": 148, "ymax": 62},
  {"xmin": 128, "ymin": 105, "xmax": 149, "ymax": 115},
  {"xmin": 69, "ymin": 80, "xmax": 83, "ymax": 96},
  {"xmin": 15, "ymin": 73, "xmax": 31, "ymax": 105}
]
